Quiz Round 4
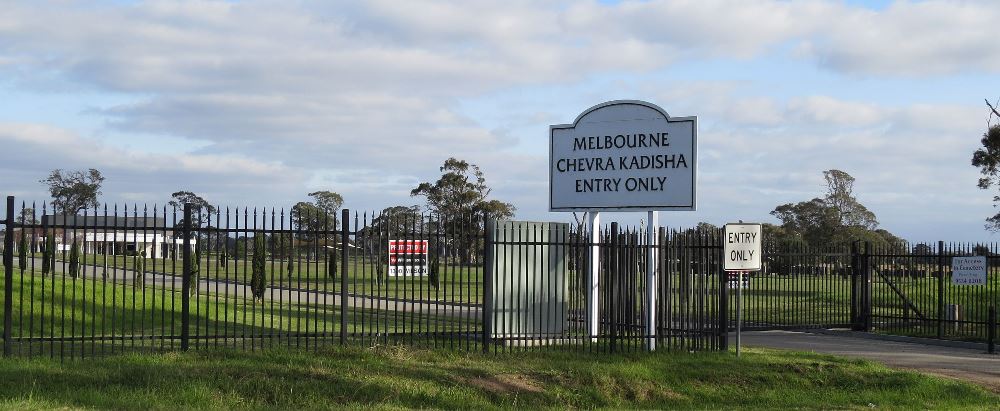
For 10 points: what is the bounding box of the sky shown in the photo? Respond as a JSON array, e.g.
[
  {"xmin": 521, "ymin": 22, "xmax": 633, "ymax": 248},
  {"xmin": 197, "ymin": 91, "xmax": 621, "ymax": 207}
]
[{"xmin": 1, "ymin": 0, "xmax": 999, "ymax": 242}]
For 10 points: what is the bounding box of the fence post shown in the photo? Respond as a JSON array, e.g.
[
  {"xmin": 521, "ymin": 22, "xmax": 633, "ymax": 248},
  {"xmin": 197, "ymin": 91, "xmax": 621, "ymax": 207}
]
[
  {"xmin": 608, "ymin": 222, "xmax": 618, "ymax": 352},
  {"xmin": 850, "ymin": 241, "xmax": 860, "ymax": 330},
  {"xmin": 718, "ymin": 232, "xmax": 729, "ymax": 351},
  {"xmin": 3, "ymin": 196, "xmax": 14, "ymax": 357},
  {"xmin": 937, "ymin": 240, "xmax": 945, "ymax": 339},
  {"xmin": 861, "ymin": 242, "xmax": 873, "ymax": 332},
  {"xmin": 988, "ymin": 305, "xmax": 996, "ymax": 355},
  {"xmin": 340, "ymin": 209, "xmax": 349, "ymax": 346},
  {"xmin": 482, "ymin": 217, "xmax": 494, "ymax": 353},
  {"xmin": 180, "ymin": 203, "xmax": 192, "ymax": 351}
]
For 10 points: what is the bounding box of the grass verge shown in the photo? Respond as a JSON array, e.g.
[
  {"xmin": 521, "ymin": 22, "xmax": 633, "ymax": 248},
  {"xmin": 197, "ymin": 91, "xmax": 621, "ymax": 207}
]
[{"xmin": 0, "ymin": 345, "xmax": 996, "ymax": 410}]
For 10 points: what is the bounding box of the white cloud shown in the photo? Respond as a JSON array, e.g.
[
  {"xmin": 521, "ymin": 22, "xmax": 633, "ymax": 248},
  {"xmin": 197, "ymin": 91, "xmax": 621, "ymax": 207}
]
[
  {"xmin": 0, "ymin": 122, "xmax": 303, "ymax": 204},
  {"xmin": 0, "ymin": 0, "xmax": 998, "ymax": 240}
]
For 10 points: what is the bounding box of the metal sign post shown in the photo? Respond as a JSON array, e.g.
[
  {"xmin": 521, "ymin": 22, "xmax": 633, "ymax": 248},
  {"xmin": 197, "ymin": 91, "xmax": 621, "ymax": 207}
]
[
  {"xmin": 736, "ymin": 270, "xmax": 744, "ymax": 357},
  {"xmin": 724, "ymin": 223, "xmax": 762, "ymax": 357}
]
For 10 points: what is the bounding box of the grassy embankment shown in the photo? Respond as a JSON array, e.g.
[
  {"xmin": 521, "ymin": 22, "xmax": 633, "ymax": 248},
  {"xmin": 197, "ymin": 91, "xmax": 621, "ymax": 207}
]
[{"xmin": 0, "ymin": 345, "xmax": 996, "ymax": 410}]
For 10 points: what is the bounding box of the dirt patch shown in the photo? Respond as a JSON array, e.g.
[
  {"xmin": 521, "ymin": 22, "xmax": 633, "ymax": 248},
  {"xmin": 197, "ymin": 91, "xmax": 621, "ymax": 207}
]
[{"xmin": 460, "ymin": 373, "xmax": 544, "ymax": 394}]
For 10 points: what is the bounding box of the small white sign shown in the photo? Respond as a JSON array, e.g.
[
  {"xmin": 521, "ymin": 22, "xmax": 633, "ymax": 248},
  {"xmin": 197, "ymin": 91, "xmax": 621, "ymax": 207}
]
[
  {"xmin": 951, "ymin": 256, "xmax": 987, "ymax": 285},
  {"xmin": 724, "ymin": 223, "xmax": 762, "ymax": 271}
]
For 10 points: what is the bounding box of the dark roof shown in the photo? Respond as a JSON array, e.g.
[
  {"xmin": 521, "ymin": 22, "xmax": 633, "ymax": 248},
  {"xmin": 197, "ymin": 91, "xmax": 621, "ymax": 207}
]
[{"xmin": 40, "ymin": 215, "xmax": 166, "ymax": 229}]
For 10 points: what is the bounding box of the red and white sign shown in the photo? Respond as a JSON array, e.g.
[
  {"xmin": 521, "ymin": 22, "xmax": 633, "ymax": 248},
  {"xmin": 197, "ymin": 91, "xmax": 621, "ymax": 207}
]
[{"xmin": 388, "ymin": 240, "xmax": 428, "ymax": 276}]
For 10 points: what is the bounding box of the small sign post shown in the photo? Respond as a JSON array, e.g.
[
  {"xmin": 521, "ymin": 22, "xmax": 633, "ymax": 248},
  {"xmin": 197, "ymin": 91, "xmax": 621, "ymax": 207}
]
[{"xmin": 724, "ymin": 223, "xmax": 762, "ymax": 357}]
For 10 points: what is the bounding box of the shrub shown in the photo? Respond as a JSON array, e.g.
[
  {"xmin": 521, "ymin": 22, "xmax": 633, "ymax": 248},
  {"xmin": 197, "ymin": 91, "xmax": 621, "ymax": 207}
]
[
  {"xmin": 68, "ymin": 241, "xmax": 80, "ymax": 278},
  {"xmin": 188, "ymin": 248, "xmax": 200, "ymax": 296},
  {"xmin": 328, "ymin": 250, "xmax": 338, "ymax": 279},
  {"xmin": 42, "ymin": 236, "xmax": 55, "ymax": 276},
  {"xmin": 17, "ymin": 232, "xmax": 27, "ymax": 272},
  {"xmin": 250, "ymin": 234, "xmax": 267, "ymax": 300}
]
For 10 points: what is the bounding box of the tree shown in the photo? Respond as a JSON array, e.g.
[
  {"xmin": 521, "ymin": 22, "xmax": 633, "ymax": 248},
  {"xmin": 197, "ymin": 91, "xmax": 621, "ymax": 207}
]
[
  {"xmin": 17, "ymin": 208, "xmax": 36, "ymax": 225},
  {"xmin": 411, "ymin": 158, "xmax": 515, "ymax": 264},
  {"xmin": 40, "ymin": 169, "xmax": 104, "ymax": 214},
  {"xmin": 971, "ymin": 98, "xmax": 1000, "ymax": 230},
  {"xmin": 168, "ymin": 191, "xmax": 216, "ymax": 215},
  {"xmin": 308, "ymin": 191, "xmax": 343, "ymax": 217},
  {"xmin": 411, "ymin": 158, "xmax": 515, "ymax": 221},
  {"xmin": 771, "ymin": 170, "xmax": 884, "ymax": 248},
  {"xmin": 250, "ymin": 234, "xmax": 267, "ymax": 300},
  {"xmin": 771, "ymin": 198, "xmax": 840, "ymax": 246},
  {"xmin": 187, "ymin": 248, "xmax": 200, "ymax": 296},
  {"xmin": 291, "ymin": 201, "xmax": 334, "ymax": 240},
  {"xmin": 17, "ymin": 232, "xmax": 28, "ymax": 272},
  {"xmin": 367, "ymin": 206, "xmax": 423, "ymax": 237},
  {"xmin": 169, "ymin": 191, "xmax": 216, "ymax": 242},
  {"xmin": 823, "ymin": 170, "xmax": 878, "ymax": 230},
  {"xmin": 68, "ymin": 241, "xmax": 80, "ymax": 279},
  {"xmin": 42, "ymin": 236, "xmax": 56, "ymax": 275}
]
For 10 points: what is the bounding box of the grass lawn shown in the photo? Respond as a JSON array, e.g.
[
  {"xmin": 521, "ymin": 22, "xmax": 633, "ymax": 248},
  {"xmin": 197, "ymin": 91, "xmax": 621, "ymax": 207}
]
[
  {"xmin": 0, "ymin": 345, "xmax": 995, "ymax": 410},
  {"xmin": 69, "ymin": 254, "xmax": 485, "ymax": 304},
  {"xmin": 3, "ymin": 269, "xmax": 479, "ymax": 357}
]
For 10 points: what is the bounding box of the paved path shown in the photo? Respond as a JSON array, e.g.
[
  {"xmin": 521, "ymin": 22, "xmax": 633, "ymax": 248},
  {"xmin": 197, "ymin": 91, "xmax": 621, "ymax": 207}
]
[{"xmin": 741, "ymin": 330, "xmax": 1000, "ymax": 392}]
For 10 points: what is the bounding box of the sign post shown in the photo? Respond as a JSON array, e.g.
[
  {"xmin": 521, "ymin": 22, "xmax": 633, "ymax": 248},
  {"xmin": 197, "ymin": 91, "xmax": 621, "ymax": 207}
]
[
  {"xmin": 550, "ymin": 100, "xmax": 697, "ymax": 351},
  {"xmin": 724, "ymin": 223, "xmax": 762, "ymax": 357}
]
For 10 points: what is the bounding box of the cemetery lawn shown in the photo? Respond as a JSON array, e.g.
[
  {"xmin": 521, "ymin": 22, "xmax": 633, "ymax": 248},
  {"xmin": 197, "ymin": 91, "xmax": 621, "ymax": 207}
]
[{"xmin": 0, "ymin": 346, "xmax": 995, "ymax": 410}]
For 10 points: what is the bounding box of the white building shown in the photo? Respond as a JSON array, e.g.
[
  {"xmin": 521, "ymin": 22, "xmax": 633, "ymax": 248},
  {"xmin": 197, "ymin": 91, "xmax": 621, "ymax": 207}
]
[{"xmin": 41, "ymin": 215, "xmax": 196, "ymax": 257}]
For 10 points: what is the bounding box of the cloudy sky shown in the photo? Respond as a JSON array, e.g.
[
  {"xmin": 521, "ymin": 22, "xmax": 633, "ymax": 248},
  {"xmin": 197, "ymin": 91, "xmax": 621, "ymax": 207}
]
[{"xmin": 1, "ymin": 0, "xmax": 999, "ymax": 241}]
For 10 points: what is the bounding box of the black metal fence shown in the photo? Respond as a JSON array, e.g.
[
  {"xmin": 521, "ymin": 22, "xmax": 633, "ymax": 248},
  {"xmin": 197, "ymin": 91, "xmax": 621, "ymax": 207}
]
[
  {"xmin": 866, "ymin": 241, "xmax": 1000, "ymax": 343},
  {"xmin": 0, "ymin": 197, "xmax": 729, "ymax": 358},
  {"xmin": 2, "ymin": 196, "xmax": 997, "ymax": 359}
]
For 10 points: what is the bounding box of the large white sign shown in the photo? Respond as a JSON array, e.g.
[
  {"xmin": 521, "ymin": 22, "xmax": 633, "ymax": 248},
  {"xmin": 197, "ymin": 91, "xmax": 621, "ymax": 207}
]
[
  {"xmin": 724, "ymin": 223, "xmax": 762, "ymax": 271},
  {"xmin": 549, "ymin": 100, "xmax": 697, "ymax": 211},
  {"xmin": 951, "ymin": 256, "xmax": 987, "ymax": 285}
]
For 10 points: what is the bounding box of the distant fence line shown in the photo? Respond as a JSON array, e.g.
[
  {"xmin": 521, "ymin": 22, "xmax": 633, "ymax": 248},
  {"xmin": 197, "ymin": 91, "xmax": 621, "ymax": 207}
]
[{"xmin": 1, "ymin": 196, "xmax": 997, "ymax": 359}]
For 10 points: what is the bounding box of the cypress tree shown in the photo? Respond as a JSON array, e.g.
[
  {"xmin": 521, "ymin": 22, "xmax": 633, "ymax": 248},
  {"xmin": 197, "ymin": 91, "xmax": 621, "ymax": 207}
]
[
  {"xmin": 428, "ymin": 249, "xmax": 440, "ymax": 291},
  {"xmin": 219, "ymin": 249, "xmax": 228, "ymax": 269},
  {"xmin": 328, "ymin": 249, "xmax": 338, "ymax": 278},
  {"xmin": 17, "ymin": 232, "xmax": 27, "ymax": 272},
  {"xmin": 188, "ymin": 248, "xmax": 200, "ymax": 296},
  {"xmin": 250, "ymin": 234, "xmax": 267, "ymax": 300},
  {"xmin": 42, "ymin": 236, "xmax": 55, "ymax": 276},
  {"xmin": 68, "ymin": 241, "xmax": 80, "ymax": 278}
]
